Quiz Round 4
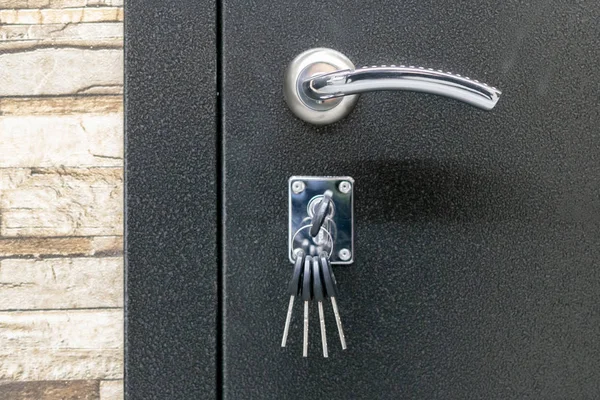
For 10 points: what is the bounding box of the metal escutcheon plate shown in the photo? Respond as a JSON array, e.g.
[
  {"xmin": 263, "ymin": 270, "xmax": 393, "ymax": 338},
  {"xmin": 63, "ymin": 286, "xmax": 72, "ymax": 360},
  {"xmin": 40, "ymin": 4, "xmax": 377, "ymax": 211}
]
[{"xmin": 289, "ymin": 176, "xmax": 354, "ymax": 265}]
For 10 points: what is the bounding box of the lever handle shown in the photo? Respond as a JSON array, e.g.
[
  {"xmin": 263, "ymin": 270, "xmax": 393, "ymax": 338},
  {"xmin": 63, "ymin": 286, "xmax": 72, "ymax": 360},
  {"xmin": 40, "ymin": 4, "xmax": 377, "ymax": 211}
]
[
  {"xmin": 305, "ymin": 66, "xmax": 500, "ymax": 110},
  {"xmin": 284, "ymin": 48, "xmax": 502, "ymax": 125}
]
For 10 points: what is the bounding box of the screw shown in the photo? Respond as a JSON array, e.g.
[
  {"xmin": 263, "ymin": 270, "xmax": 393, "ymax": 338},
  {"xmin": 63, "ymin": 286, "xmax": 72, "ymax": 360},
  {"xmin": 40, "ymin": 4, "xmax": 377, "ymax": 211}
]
[
  {"xmin": 338, "ymin": 181, "xmax": 352, "ymax": 194},
  {"xmin": 292, "ymin": 181, "xmax": 305, "ymax": 194},
  {"xmin": 338, "ymin": 248, "xmax": 351, "ymax": 261}
]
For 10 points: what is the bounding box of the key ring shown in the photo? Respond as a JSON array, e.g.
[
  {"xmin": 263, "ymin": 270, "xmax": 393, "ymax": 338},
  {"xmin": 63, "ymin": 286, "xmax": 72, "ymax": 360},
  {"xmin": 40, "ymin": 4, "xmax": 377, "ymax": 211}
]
[
  {"xmin": 291, "ymin": 224, "xmax": 334, "ymax": 259},
  {"xmin": 300, "ymin": 216, "xmax": 338, "ymax": 247}
]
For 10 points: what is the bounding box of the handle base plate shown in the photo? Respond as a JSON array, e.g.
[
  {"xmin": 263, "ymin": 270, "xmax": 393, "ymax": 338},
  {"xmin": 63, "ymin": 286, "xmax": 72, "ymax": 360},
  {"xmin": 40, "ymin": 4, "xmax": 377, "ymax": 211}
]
[{"xmin": 284, "ymin": 48, "xmax": 358, "ymax": 125}]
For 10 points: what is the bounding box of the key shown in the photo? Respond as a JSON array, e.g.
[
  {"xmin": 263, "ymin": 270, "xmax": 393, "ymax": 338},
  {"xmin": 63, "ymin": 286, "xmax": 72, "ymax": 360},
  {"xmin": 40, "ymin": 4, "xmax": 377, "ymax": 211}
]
[
  {"xmin": 320, "ymin": 253, "xmax": 347, "ymax": 350},
  {"xmin": 302, "ymin": 255, "xmax": 313, "ymax": 357},
  {"xmin": 312, "ymin": 256, "xmax": 328, "ymax": 357},
  {"xmin": 310, "ymin": 190, "xmax": 333, "ymax": 237},
  {"xmin": 281, "ymin": 250, "xmax": 305, "ymax": 347}
]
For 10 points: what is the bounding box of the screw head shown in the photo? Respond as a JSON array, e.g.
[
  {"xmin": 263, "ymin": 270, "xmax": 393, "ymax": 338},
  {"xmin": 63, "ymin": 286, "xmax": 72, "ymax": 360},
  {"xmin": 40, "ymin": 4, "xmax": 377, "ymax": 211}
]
[
  {"xmin": 292, "ymin": 181, "xmax": 305, "ymax": 194},
  {"xmin": 338, "ymin": 248, "xmax": 351, "ymax": 261},
  {"xmin": 338, "ymin": 181, "xmax": 352, "ymax": 194}
]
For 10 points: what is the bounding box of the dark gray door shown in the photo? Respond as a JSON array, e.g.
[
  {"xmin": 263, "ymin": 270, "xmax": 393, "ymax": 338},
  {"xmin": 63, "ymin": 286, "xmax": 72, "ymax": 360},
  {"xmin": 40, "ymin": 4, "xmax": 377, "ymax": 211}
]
[{"xmin": 222, "ymin": 0, "xmax": 600, "ymax": 398}]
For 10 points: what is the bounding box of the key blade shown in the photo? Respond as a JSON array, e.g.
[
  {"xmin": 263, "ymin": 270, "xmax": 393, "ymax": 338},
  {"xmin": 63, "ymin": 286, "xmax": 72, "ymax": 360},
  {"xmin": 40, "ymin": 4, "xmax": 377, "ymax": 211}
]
[
  {"xmin": 303, "ymin": 301, "xmax": 309, "ymax": 357},
  {"xmin": 318, "ymin": 301, "xmax": 328, "ymax": 358},
  {"xmin": 281, "ymin": 295, "xmax": 295, "ymax": 347},
  {"xmin": 331, "ymin": 297, "xmax": 347, "ymax": 350}
]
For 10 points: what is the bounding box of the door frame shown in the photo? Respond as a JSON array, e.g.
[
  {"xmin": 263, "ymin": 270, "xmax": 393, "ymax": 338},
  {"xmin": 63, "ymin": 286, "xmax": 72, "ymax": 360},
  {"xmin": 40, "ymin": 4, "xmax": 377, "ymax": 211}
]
[{"xmin": 125, "ymin": 0, "xmax": 220, "ymax": 398}]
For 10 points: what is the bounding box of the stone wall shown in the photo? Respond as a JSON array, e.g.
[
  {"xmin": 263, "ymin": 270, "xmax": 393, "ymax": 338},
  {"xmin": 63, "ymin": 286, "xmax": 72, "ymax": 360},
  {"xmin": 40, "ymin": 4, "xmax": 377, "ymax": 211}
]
[{"xmin": 0, "ymin": 1, "xmax": 123, "ymax": 398}]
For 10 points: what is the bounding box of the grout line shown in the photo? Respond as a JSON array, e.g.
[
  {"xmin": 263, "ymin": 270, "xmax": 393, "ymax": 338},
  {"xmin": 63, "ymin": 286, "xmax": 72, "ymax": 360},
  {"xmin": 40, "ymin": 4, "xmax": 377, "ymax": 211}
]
[
  {"xmin": 0, "ymin": 307, "xmax": 123, "ymax": 313},
  {"xmin": 0, "ymin": 166, "xmax": 124, "ymax": 170},
  {"xmin": 0, "ymin": 93, "xmax": 123, "ymax": 100},
  {"xmin": 0, "ymin": 235, "xmax": 123, "ymax": 239},
  {"xmin": 0, "ymin": 44, "xmax": 123, "ymax": 55},
  {"xmin": 0, "ymin": 254, "xmax": 124, "ymax": 261}
]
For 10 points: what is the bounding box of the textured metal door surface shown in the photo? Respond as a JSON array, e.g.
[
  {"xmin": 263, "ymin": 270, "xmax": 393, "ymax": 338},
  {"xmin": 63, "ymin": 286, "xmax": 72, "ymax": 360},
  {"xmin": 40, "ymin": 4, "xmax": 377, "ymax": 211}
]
[
  {"xmin": 221, "ymin": 0, "xmax": 600, "ymax": 398},
  {"xmin": 126, "ymin": 1, "xmax": 218, "ymax": 398}
]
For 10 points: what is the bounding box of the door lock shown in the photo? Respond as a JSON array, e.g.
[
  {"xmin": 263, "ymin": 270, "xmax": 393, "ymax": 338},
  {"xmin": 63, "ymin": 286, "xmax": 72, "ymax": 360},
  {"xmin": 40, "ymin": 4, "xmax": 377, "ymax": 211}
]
[
  {"xmin": 284, "ymin": 48, "xmax": 502, "ymax": 125},
  {"xmin": 282, "ymin": 176, "xmax": 353, "ymax": 357},
  {"xmin": 288, "ymin": 176, "xmax": 354, "ymax": 265}
]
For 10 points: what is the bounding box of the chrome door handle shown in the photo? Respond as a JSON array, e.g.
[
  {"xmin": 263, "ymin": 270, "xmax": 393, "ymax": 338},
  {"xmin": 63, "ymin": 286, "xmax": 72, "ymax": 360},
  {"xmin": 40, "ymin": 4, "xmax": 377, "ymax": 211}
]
[{"xmin": 284, "ymin": 48, "xmax": 501, "ymax": 125}]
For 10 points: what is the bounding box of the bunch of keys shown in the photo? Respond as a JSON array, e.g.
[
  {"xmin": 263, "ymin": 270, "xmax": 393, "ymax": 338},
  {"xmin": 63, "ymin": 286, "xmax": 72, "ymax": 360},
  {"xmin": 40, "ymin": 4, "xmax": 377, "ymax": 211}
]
[
  {"xmin": 281, "ymin": 189, "xmax": 348, "ymax": 357},
  {"xmin": 281, "ymin": 250, "xmax": 347, "ymax": 357}
]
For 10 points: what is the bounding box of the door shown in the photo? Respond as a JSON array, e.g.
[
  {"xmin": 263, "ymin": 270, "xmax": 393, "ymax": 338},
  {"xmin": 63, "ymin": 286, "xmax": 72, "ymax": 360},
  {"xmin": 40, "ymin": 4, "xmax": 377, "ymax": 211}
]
[
  {"xmin": 127, "ymin": 0, "xmax": 600, "ymax": 398},
  {"xmin": 221, "ymin": 1, "xmax": 600, "ymax": 398}
]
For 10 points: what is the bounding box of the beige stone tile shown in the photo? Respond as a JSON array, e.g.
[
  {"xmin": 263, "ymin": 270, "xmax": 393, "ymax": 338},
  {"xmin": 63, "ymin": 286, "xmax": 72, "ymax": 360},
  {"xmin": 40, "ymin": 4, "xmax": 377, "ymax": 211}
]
[
  {"xmin": 1, "ymin": 0, "xmax": 123, "ymax": 8},
  {"xmin": 100, "ymin": 380, "xmax": 123, "ymax": 400},
  {"xmin": 0, "ymin": 48, "xmax": 122, "ymax": 97},
  {"xmin": 0, "ymin": 168, "xmax": 123, "ymax": 237},
  {"xmin": 0, "ymin": 309, "xmax": 123, "ymax": 381},
  {"xmin": 0, "ymin": 22, "xmax": 123, "ymax": 50},
  {"xmin": 0, "ymin": 236, "xmax": 123, "ymax": 257},
  {"xmin": 0, "ymin": 257, "xmax": 123, "ymax": 310},
  {"xmin": 0, "ymin": 113, "xmax": 123, "ymax": 168},
  {"xmin": 0, "ymin": 8, "xmax": 123, "ymax": 24},
  {"xmin": 0, "ymin": 96, "xmax": 123, "ymax": 116},
  {"xmin": 0, "ymin": 380, "xmax": 99, "ymax": 400}
]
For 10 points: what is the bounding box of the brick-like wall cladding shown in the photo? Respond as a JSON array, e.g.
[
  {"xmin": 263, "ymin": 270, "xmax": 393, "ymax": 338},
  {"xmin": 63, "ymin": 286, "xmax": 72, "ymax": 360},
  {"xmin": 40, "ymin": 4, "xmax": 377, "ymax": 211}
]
[{"xmin": 0, "ymin": 1, "xmax": 124, "ymax": 399}]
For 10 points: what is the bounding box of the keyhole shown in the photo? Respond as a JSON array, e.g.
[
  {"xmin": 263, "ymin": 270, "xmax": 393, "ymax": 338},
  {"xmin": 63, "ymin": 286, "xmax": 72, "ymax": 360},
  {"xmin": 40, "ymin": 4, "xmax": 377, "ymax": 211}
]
[{"xmin": 307, "ymin": 195, "xmax": 335, "ymax": 219}]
